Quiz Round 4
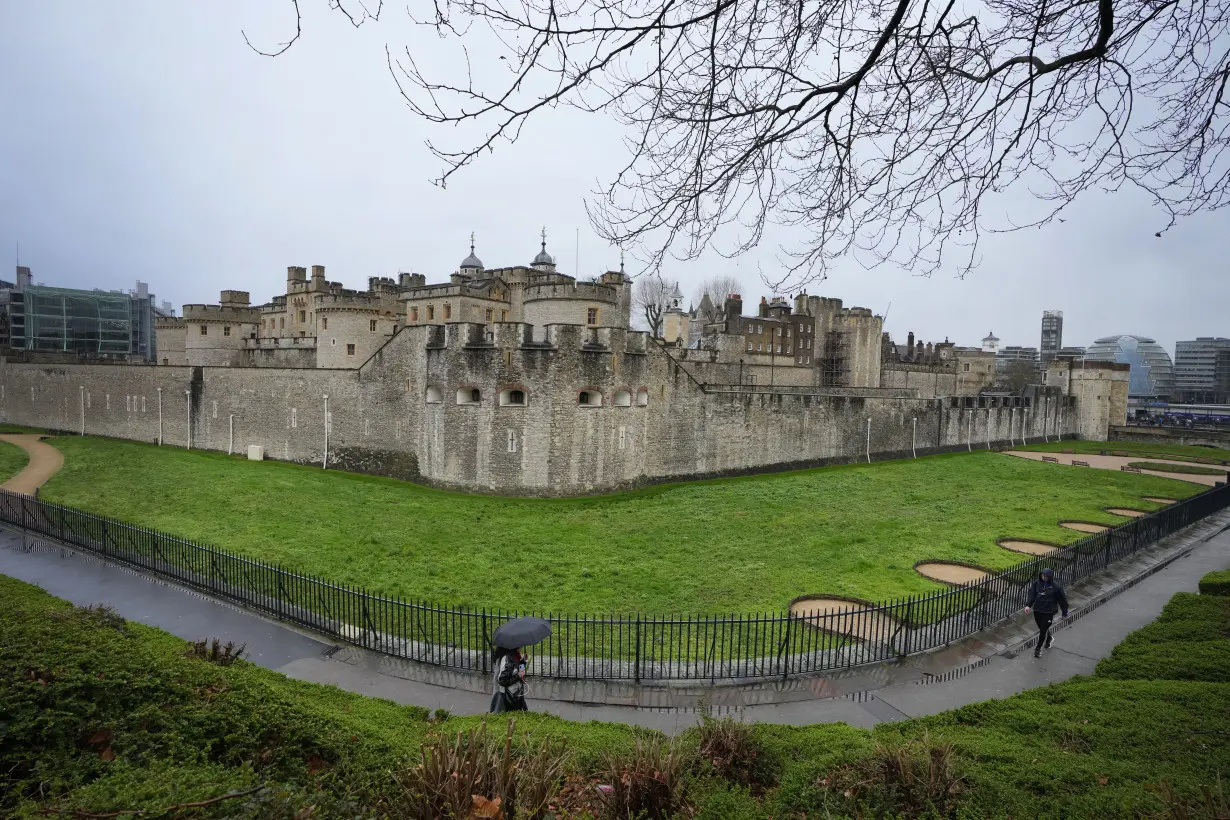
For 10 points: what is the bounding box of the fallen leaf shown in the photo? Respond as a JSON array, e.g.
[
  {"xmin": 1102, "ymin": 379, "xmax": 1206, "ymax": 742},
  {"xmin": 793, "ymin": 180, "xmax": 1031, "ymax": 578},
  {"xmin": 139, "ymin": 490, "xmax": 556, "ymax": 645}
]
[
  {"xmin": 99, "ymin": 747, "xmax": 115, "ymax": 762},
  {"xmin": 471, "ymin": 794, "xmax": 503, "ymax": 818},
  {"xmin": 306, "ymin": 754, "xmax": 324, "ymax": 774},
  {"xmin": 1097, "ymin": 775, "xmax": 1109, "ymax": 785}
]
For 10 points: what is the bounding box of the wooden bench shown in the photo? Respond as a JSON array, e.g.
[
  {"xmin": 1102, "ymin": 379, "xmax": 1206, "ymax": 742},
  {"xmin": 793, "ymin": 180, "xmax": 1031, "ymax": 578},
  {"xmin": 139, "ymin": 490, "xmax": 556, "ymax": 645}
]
[
  {"xmin": 1071, "ymin": 460, "xmax": 1091, "ymax": 467},
  {"xmin": 1041, "ymin": 456, "xmax": 1060, "ymax": 463},
  {"xmin": 1121, "ymin": 465, "xmax": 1141, "ymax": 473}
]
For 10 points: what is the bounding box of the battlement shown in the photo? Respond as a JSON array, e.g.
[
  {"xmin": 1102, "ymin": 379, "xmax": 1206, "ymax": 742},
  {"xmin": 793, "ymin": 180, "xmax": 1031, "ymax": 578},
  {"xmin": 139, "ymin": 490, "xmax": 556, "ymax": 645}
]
[
  {"xmin": 182, "ymin": 304, "xmax": 261, "ymax": 322},
  {"xmin": 242, "ymin": 336, "xmax": 318, "ymax": 350},
  {"xmin": 522, "ymin": 281, "xmax": 619, "ymax": 303},
  {"xmin": 312, "ymin": 293, "xmax": 385, "ymax": 311},
  {"xmin": 840, "ymin": 307, "xmax": 875, "ymax": 318},
  {"xmin": 423, "ymin": 321, "xmax": 649, "ymax": 354}
]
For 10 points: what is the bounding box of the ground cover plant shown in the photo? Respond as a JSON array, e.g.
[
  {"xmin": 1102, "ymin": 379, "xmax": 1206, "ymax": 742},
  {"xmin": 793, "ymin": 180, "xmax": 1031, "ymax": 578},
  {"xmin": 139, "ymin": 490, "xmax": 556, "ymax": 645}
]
[
  {"xmin": 3, "ymin": 573, "xmax": 1228, "ymax": 818},
  {"xmin": 35, "ymin": 435, "xmax": 1201, "ymax": 614},
  {"xmin": 1021, "ymin": 438, "xmax": 1230, "ymax": 463},
  {"xmin": 0, "ymin": 438, "xmax": 29, "ymax": 482},
  {"xmin": 1126, "ymin": 461, "xmax": 1230, "ymax": 477}
]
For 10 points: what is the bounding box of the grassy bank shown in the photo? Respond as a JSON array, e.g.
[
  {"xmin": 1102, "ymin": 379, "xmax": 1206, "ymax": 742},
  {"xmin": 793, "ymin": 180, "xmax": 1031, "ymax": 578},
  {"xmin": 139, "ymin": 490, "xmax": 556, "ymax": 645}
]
[
  {"xmin": 3, "ymin": 574, "xmax": 1228, "ymax": 818},
  {"xmin": 35, "ymin": 436, "xmax": 1199, "ymax": 613},
  {"xmin": 0, "ymin": 438, "xmax": 29, "ymax": 482},
  {"xmin": 1021, "ymin": 438, "xmax": 1230, "ymax": 462}
]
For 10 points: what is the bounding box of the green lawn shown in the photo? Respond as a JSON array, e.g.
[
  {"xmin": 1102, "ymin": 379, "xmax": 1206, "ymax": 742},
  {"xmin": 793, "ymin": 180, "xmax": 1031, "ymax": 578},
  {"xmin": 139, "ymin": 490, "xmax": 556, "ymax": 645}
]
[
  {"xmin": 35, "ymin": 436, "xmax": 1202, "ymax": 614},
  {"xmin": 1127, "ymin": 461, "xmax": 1229, "ymax": 476},
  {"xmin": 4, "ymin": 574, "xmax": 1228, "ymax": 818},
  {"xmin": 0, "ymin": 439, "xmax": 29, "ymax": 483},
  {"xmin": 1021, "ymin": 438, "xmax": 1230, "ymax": 463}
]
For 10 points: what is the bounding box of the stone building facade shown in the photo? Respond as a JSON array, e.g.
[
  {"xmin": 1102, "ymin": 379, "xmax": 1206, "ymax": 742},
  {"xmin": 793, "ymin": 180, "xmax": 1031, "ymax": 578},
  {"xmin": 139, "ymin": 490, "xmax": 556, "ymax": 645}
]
[
  {"xmin": 156, "ymin": 235, "xmax": 632, "ymax": 370},
  {"xmin": 0, "ymin": 315, "xmax": 1115, "ymax": 495}
]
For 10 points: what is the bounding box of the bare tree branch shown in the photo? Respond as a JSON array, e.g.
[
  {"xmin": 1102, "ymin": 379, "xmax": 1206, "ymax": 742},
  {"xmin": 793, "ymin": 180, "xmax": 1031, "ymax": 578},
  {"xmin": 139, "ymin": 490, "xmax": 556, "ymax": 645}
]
[{"xmin": 257, "ymin": 0, "xmax": 1230, "ymax": 289}]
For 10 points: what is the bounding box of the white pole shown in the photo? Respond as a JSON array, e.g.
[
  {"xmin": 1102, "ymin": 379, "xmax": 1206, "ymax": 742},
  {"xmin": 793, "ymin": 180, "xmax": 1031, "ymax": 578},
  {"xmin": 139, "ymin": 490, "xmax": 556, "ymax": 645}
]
[
  {"xmin": 157, "ymin": 387, "xmax": 163, "ymax": 445},
  {"xmin": 987, "ymin": 408, "xmax": 992, "ymax": 449},
  {"xmin": 228, "ymin": 414, "xmax": 234, "ymax": 455},
  {"xmin": 967, "ymin": 410, "xmax": 972, "ymax": 451},
  {"xmin": 79, "ymin": 386, "xmax": 85, "ymax": 436},
  {"xmin": 1009, "ymin": 408, "xmax": 1015, "ymax": 447},
  {"xmin": 184, "ymin": 390, "xmax": 191, "ymax": 449},
  {"xmin": 323, "ymin": 394, "xmax": 329, "ymax": 469},
  {"xmin": 912, "ymin": 417, "xmax": 917, "ymax": 458},
  {"xmin": 1043, "ymin": 397, "xmax": 1050, "ymax": 442},
  {"xmin": 865, "ymin": 417, "xmax": 871, "ymax": 463}
]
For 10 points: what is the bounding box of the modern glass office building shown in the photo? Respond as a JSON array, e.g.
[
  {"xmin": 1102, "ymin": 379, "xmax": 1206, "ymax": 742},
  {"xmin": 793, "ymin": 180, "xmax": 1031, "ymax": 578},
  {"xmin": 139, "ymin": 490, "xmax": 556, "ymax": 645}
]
[
  {"xmin": 1173, "ymin": 337, "xmax": 1230, "ymax": 404},
  {"xmin": 1085, "ymin": 334, "xmax": 1174, "ymax": 398},
  {"xmin": 3, "ymin": 273, "xmax": 157, "ymax": 362}
]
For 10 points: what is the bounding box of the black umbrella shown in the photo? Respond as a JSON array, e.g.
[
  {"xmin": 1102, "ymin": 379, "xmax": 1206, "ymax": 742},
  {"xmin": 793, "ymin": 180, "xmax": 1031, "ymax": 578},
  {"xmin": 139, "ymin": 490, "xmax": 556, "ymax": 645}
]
[{"xmin": 491, "ymin": 616, "xmax": 552, "ymax": 649}]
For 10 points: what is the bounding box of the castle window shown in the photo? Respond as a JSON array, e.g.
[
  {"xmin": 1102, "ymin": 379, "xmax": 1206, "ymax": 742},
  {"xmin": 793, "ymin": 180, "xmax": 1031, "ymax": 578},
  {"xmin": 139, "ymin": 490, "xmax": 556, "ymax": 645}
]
[
  {"xmin": 370, "ymin": 319, "xmax": 378, "ymax": 332},
  {"xmin": 223, "ymin": 326, "xmax": 231, "ymax": 337},
  {"xmin": 425, "ymin": 386, "xmax": 443, "ymax": 404},
  {"xmin": 428, "ymin": 306, "xmax": 435, "ymax": 320},
  {"xmin": 963, "ymin": 363, "xmax": 970, "ymax": 372},
  {"xmin": 410, "ymin": 306, "xmax": 419, "ymax": 321},
  {"xmin": 347, "ymin": 343, "xmax": 356, "ymax": 355},
  {"xmin": 321, "ymin": 317, "xmax": 328, "ymax": 330},
  {"xmin": 456, "ymin": 387, "xmax": 482, "ymax": 405},
  {"xmin": 587, "ymin": 307, "xmax": 599, "ymax": 326},
  {"xmin": 486, "ymin": 308, "xmax": 494, "ymax": 323},
  {"xmin": 619, "ymin": 426, "xmax": 627, "ymax": 450},
  {"xmin": 613, "ymin": 389, "xmax": 632, "ymax": 407},
  {"xmin": 637, "ymin": 388, "xmax": 649, "ymax": 406},
  {"xmin": 757, "ymin": 344, "xmax": 762, "ymax": 352},
  {"xmin": 298, "ymin": 310, "xmax": 306, "ymax": 322},
  {"xmin": 577, "ymin": 389, "xmax": 602, "ymax": 407},
  {"xmin": 747, "ymin": 343, "xmax": 753, "ymax": 352},
  {"xmin": 279, "ymin": 318, "xmax": 285, "ymax": 329},
  {"xmin": 501, "ymin": 310, "xmax": 508, "ymax": 321},
  {"xmin": 507, "ymin": 429, "xmax": 518, "ymax": 453},
  {"xmin": 499, "ymin": 388, "xmax": 527, "ymax": 407},
  {"xmin": 444, "ymin": 304, "xmax": 452, "ymax": 319},
  {"xmin": 200, "ymin": 325, "xmax": 208, "ymax": 335}
]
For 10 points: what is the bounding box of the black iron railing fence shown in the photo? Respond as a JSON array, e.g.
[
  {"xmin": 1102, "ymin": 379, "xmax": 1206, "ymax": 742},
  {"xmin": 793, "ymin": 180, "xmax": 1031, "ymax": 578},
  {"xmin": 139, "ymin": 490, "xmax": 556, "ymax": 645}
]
[{"xmin": 1, "ymin": 483, "xmax": 1227, "ymax": 682}]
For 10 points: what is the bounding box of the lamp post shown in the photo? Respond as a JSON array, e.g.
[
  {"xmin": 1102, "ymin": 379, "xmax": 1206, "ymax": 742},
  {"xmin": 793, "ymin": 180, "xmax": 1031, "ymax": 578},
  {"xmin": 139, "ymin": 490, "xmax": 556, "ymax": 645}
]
[
  {"xmin": 912, "ymin": 417, "xmax": 917, "ymax": 458},
  {"xmin": 322, "ymin": 394, "xmax": 329, "ymax": 469},
  {"xmin": 184, "ymin": 390, "xmax": 191, "ymax": 450},
  {"xmin": 156, "ymin": 387, "xmax": 163, "ymax": 445},
  {"xmin": 79, "ymin": 386, "xmax": 85, "ymax": 436},
  {"xmin": 865, "ymin": 417, "xmax": 872, "ymax": 464}
]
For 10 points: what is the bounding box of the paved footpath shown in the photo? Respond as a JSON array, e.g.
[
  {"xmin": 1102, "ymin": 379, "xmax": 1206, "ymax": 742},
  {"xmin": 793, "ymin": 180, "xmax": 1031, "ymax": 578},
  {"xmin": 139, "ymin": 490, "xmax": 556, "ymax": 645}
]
[
  {"xmin": 1005, "ymin": 449, "xmax": 1227, "ymax": 487},
  {"xmin": 1, "ymin": 522, "xmax": 1228, "ymax": 734},
  {"xmin": 0, "ymin": 434, "xmax": 65, "ymax": 496}
]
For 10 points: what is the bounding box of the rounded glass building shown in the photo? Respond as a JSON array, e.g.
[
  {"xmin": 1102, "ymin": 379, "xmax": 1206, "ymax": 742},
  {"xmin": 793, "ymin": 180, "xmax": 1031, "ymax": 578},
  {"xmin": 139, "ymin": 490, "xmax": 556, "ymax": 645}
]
[{"xmin": 1084, "ymin": 335, "xmax": 1174, "ymax": 398}]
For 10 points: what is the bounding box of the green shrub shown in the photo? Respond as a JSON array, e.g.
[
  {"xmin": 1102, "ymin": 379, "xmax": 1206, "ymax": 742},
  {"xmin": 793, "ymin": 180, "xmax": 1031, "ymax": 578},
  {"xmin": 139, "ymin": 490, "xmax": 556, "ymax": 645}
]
[
  {"xmin": 1199, "ymin": 569, "xmax": 1230, "ymax": 597},
  {"xmin": 1096, "ymin": 641, "xmax": 1230, "ymax": 682},
  {"xmin": 597, "ymin": 736, "xmax": 692, "ymax": 819},
  {"xmin": 694, "ymin": 716, "xmax": 777, "ymax": 788}
]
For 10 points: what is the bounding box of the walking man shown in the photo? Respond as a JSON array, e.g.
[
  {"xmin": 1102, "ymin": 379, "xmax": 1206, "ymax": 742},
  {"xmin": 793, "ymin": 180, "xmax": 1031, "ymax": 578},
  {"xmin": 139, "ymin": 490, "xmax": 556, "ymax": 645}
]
[{"xmin": 1024, "ymin": 567, "xmax": 1069, "ymax": 658}]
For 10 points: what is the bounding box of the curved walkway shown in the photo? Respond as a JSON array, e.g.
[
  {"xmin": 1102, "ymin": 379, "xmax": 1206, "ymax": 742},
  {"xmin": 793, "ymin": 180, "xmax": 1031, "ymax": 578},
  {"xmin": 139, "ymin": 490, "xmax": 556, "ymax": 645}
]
[
  {"xmin": 0, "ymin": 435, "xmax": 64, "ymax": 496},
  {"xmin": 1, "ymin": 512, "xmax": 1226, "ymax": 733},
  {"xmin": 1005, "ymin": 450, "xmax": 1226, "ymax": 486}
]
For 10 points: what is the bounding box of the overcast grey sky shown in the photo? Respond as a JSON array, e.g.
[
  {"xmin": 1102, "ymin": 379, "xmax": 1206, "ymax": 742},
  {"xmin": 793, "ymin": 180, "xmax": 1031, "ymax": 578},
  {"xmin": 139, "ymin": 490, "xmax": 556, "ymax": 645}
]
[{"xmin": 0, "ymin": 2, "xmax": 1223, "ymax": 356}]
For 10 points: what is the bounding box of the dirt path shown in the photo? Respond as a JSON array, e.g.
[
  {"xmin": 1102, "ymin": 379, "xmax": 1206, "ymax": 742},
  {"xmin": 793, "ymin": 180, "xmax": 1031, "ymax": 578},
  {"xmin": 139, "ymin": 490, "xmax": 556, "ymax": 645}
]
[
  {"xmin": 788, "ymin": 597, "xmax": 900, "ymax": 642},
  {"xmin": 1005, "ymin": 450, "xmax": 1225, "ymax": 486},
  {"xmin": 0, "ymin": 435, "xmax": 65, "ymax": 496}
]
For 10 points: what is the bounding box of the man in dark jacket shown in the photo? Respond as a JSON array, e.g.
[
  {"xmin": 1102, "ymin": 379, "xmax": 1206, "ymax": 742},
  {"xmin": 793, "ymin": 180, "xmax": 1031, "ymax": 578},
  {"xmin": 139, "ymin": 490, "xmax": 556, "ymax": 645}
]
[{"xmin": 1025, "ymin": 567, "xmax": 1069, "ymax": 658}]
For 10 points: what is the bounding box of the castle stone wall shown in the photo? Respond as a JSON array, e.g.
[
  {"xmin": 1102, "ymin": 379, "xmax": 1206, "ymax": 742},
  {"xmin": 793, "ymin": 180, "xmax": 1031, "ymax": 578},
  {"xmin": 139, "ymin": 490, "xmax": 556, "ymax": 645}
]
[{"xmin": 0, "ymin": 323, "xmax": 1083, "ymax": 496}]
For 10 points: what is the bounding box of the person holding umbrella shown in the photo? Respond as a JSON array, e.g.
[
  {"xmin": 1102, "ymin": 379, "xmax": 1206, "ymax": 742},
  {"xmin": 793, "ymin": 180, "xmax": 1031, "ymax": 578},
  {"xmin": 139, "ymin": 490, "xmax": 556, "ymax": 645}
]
[{"xmin": 489, "ymin": 616, "xmax": 551, "ymax": 714}]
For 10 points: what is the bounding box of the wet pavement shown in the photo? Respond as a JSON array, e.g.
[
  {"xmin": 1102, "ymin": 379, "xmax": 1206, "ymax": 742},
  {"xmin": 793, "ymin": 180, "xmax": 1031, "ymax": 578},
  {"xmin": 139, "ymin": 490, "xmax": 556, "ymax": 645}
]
[{"xmin": 2, "ymin": 515, "xmax": 1228, "ymax": 734}]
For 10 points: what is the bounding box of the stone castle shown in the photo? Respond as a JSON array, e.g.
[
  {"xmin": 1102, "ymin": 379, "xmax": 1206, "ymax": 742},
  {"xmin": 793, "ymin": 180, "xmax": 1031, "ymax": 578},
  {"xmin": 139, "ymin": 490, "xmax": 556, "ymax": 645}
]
[{"xmin": 0, "ymin": 238, "xmax": 1130, "ymax": 495}]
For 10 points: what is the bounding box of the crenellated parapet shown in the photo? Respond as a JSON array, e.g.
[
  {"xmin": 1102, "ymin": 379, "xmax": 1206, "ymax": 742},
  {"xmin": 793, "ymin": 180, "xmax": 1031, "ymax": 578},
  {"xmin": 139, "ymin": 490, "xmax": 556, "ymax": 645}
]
[{"xmin": 424, "ymin": 321, "xmax": 650, "ymax": 356}]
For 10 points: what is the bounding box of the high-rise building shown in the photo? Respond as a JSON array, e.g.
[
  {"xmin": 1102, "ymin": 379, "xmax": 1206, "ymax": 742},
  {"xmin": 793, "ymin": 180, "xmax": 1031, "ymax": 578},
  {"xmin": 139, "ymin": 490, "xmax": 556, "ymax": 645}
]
[
  {"xmin": 1, "ymin": 267, "xmax": 158, "ymax": 362},
  {"xmin": 1173, "ymin": 337, "xmax": 1230, "ymax": 404},
  {"xmin": 1040, "ymin": 310, "xmax": 1063, "ymax": 367}
]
